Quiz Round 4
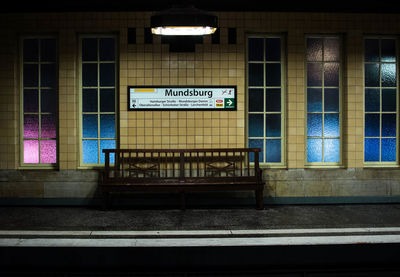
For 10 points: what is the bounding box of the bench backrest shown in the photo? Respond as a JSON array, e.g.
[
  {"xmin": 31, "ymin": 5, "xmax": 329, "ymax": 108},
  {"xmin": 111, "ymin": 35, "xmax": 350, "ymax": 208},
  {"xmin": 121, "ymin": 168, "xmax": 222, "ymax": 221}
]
[{"xmin": 102, "ymin": 148, "xmax": 262, "ymax": 184}]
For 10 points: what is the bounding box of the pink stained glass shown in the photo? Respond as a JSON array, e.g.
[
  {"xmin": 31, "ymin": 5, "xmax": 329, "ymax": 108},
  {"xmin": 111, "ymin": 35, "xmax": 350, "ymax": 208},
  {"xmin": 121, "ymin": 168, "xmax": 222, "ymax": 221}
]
[
  {"xmin": 40, "ymin": 140, "xmax": 57, "ymax": 163},
  {"xmin": 41, "ymin": 114, "xmax": 56, "ymax": 138},
  {"xmin": 24, "ymin": 140, "xmax": 39, "ymax": 163},
  {"xmin": 24, "ymin": 115, "xmax": 39, "ymax": 138}
]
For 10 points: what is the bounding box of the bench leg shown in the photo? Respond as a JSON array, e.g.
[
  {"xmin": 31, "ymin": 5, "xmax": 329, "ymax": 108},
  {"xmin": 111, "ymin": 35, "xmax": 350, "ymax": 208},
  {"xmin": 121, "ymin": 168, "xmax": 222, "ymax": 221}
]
[
  {"xmin": 180, "ymin": 192, "xmax": 186, "ymax": 210},
  {"xmin": 255, "ymin": 189, "xmax": 264, "ymax": 210}
]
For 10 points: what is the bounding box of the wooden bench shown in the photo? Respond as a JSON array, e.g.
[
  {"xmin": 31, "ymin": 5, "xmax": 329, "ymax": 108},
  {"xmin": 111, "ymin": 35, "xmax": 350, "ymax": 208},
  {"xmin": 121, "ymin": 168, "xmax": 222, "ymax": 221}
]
[{"xmin": 101, "ymin": 148, "xmax": 264, "ymax": 210}]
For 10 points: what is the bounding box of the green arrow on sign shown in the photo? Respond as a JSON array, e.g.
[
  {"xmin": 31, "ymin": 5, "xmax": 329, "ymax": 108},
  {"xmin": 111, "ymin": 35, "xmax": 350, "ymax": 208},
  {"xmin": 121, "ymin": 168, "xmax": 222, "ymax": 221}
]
[{"xmin": 224, "ymin": 98, "xmax": 235, "ymax": 108}]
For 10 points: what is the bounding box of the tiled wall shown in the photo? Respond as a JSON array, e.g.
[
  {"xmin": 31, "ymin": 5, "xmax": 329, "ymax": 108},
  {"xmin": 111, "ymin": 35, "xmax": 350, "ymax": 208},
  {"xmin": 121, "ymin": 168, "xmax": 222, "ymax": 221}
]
[
  {"xmin": 0, "ymin": 11, "xmax": 400, "ymax": 200},
  {"xmin": 0, "ymin": 28, "xmax": 18, "ymax": 170}
]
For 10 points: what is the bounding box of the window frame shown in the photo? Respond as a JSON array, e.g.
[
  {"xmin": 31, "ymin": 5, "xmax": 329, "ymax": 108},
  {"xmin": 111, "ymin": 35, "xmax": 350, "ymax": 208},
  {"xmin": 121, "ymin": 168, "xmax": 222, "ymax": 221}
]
[
  {"xmin": 304, "ymin": 34, "xmax": 343, "ymax": 168},
  {"xmin": 246, "ymin": 33, "xmax": 286, "ymax": 168},
  {"xmin": 19, "ymin": 35, "xmax": 59, "ymax": 169},
  {"xmin": 363, "ymin": 36, "xmax": 399, "ymax": 167},
  {"xmin": 78, "ymin": 34, "xmax": 119, "ymax": 168}
]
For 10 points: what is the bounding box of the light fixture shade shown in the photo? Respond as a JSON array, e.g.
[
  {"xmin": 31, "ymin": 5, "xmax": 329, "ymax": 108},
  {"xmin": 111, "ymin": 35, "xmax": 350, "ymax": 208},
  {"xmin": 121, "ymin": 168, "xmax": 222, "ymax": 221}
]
[{"xmin": 151, "ymin": 5, "xmax": 218, "ymax": 36}]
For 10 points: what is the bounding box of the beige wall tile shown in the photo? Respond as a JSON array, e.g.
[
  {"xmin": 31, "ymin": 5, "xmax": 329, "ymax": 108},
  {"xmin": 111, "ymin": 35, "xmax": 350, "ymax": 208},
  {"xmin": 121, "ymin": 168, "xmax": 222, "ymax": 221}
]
[{"xmin": 1, "ymin": 11, "xmax": 400, "ymax": 172}]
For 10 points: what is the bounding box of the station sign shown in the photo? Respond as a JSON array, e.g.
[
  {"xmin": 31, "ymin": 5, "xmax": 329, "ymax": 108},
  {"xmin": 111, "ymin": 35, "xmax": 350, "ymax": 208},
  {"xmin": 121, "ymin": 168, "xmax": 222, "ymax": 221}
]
[{"xmin": 128, "ymin": 86, "xmax": 236, "ymax": 111}]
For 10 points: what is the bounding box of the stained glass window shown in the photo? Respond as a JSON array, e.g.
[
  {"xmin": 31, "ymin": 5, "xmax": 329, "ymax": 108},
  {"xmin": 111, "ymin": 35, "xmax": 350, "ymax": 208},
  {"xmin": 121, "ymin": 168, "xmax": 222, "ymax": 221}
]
[
  {"xmin": 247, "ymin": 36, "xmax": 284, "ymax": 164},
  {"xmin": 81, "ymin": 36, "xmax": 117, "ymax": 165},
  {"xmin": 364, "ymin": 38, "xmax": 397, "ymax": 163},
  {"xmin": 22, "ymin": 38, "xmax": 57, "ymax": 164},
  {"xmin": 306, "ymin": 37, "xmax": 341, "ymax": 164}
]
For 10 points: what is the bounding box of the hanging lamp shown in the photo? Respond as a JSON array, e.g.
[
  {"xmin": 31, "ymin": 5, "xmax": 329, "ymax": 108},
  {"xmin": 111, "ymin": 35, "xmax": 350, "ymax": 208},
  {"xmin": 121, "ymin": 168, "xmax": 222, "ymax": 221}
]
[{"xmin": 151, "ymin": 5, "xmax": 218, "ymax": 36}]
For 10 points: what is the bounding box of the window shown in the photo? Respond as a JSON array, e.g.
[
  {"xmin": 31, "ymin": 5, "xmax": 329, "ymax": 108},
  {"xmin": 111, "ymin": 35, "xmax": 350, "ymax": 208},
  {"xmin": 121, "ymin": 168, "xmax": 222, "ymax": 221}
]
[
  {"xmin": 247, "ymin": 35, "xmax": 285, "ymax": 165},
  {"xmin": 21, "ymin": 37, "xmax": 58, "ymax": 165},
  {"xmin": 80, "ymin": 36, "xmax": 117, "ymax": 165},
  {"xmin": 364, "ymin": 38, "xmax": 397, "ymax": 164},
  {"xmin": 305, "ymin": 36, "xmax": 341, "ymax": 165}
]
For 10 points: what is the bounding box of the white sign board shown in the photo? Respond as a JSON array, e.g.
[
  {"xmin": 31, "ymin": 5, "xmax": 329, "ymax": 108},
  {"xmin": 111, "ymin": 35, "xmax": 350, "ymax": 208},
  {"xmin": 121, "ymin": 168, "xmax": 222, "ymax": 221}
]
[{"xmin": 128, "ymin": 86, "xmax": 236, "ymax": 110}]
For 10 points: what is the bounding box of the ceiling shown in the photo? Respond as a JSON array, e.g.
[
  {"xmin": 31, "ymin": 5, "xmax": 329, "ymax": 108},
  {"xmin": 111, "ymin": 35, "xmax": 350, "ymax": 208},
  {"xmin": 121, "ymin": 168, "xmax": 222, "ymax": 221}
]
[{"xmin": 3, "ymin": 0, "xmax": 400, "ymax": 13}]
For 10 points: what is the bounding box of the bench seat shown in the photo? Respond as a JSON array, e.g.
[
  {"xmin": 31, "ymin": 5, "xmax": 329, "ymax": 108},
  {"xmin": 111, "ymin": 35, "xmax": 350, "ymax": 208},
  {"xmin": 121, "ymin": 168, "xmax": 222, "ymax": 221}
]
[{"xmin": 101, "ymin": 148, "xmax": 264, "ymax": 209}]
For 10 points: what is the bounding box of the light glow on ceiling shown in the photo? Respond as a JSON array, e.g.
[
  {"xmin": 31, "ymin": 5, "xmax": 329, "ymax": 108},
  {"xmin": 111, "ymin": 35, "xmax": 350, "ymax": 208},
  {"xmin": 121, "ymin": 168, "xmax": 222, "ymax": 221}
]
[{"xmin": 151, "ymin": 26, "xmax": 217, "ymax": 36}]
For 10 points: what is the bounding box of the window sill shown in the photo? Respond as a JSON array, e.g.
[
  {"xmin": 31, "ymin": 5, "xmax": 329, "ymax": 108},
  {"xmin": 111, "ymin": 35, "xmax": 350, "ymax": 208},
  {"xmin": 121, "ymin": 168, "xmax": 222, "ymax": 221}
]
[
  {"xmin": 304, "ymin": 164, "xmax": 344, "ymax": 169},
  {"xmin": 259, "ymin": 164, "xmax": 287, "ymax": 169},
  {"xmin": 363, "ymin": 164, "xmax": 400, "ymax": 169},
  {"xmin": 18, "ymin": 165, "xmax": 58, "ymax": 170},
  {"xmin": 77, "ymin": 165, "xmax": 105, "ymax": 170}
]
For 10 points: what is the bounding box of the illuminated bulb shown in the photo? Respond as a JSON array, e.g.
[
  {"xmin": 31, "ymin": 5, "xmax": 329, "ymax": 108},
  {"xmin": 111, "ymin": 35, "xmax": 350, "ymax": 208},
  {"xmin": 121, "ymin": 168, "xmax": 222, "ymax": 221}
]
[{"xmin": 151, "ymin": 26, "xmax": 217, "ymax": 36}]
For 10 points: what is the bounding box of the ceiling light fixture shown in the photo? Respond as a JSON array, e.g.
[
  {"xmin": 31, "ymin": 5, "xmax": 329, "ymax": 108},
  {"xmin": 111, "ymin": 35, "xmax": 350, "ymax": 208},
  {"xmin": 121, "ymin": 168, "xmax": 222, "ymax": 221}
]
[{"xmin": 151, "ymin": 5, "xmax": 218, "ymax": 36}]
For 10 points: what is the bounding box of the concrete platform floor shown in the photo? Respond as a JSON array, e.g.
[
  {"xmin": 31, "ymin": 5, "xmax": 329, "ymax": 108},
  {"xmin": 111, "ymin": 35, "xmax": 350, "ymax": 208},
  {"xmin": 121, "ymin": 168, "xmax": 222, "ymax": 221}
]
[
  {"xmin": 1, "ymin": 204, "xmax": 400, "ymax": 274},
  {"xmin": 0, "ymin": 204, "xmax": 400, "ymax": 231}
]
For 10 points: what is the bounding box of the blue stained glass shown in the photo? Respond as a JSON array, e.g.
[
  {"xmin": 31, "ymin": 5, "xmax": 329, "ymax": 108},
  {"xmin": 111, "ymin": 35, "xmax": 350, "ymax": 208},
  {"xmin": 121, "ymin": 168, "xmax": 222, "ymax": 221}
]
[
  {"xmin": 324, "ymin": 63, "xmax": 339, "ymax": 86},
  {"xmin": 266, "ymin": 139, "xmax": 281, "ymax": 163},
  {"xmin": 364, "ymin": 64, "xmax": 379, "ymax": 87},
  {"xmin": 265, "ymin": 63, "xmax": 281, "ymax": 86},
  {"xmin": 324, "ymin": 88, "xmax": 339, "ymax": 112},
  {"xmin": 365, "ymin": 88, "xmax": 380, "ymax": 112},
  {"xmin": 82, "ymin": 89, "xmax": 98, "ymax": 112},
  {"xmin": 307, "ymin": 63, "xmax": 322, "ymax": 86},
  {"xmin": 248, "ymin": 114, "xmax": 263, "ymax": 137},
  {"xmin": 381, "ymin": 63, "xmax": 396, "ymax": 87},
  {"xmin": 100, "ymin": 139, "xmax": 116, "ymax": 164},
  {"xmin": 82, "ymin": 64, "xmax": 98, "ymax": 87},
  {"xmin": 82, "ymin": 38, "xmax": 98, "ymax": 61},
  {"xmin": 324, "ymin": 139, "xmax": 340, "ymax": 162},
  {"xmin": 265, "ymin": 38, "xmax": 281, "ymax": 61},
  {"xmin": 307, "ymin": 38, "xmax": 322, "ymax": 61},
  {"xmin": 382, "ymin": 114, "xmax": 396, "ymax": 137},
  {"xmin": 307, "ymin": 139, "xmax": 322, "ymax": 162},
  {"xmin": 365, "ymin": 114, "xmax": 380, "ymax": 137},
  {"xmin": 99, "ymin": 38, "xmax": 115, "ymax": 61},
  {"xmin": 307, "ymin": 88, "xmax": 322, "ymax": 112},
  {"xmin": 382, "ymin": 89, "xmax": 396, "ymax": 112},
  {"xmin": 381, "ymin": 39, "xmax": 396, "ymax": 62},
  {"xmin": 82, "ymin": 114, "xmax": 98, "ymax": 138},
  {"xmin": 381, "ymin": 138, "xmax": 396, "ymax": 162},
  {"xmin": 100, "ymin": 63, "xmax": 115, "ymax": 86},
  {"xmin": 83, "ymin": 140, "xmax": 98, "ymax": 163},
  {"xmin": 324, "ymin": 114, "xmax": 340, "ymax": 137},
  {"xmin": 248, "ymin": 89, "xmax": 264, "ymax": 112},
  {"xmin": 266, "ymin": 114, "xmax": 281, "ymax": 137},
  {"xmin": 365, "ymin": 39, "xmax": 379, "ymax": 62},
  {"xmin": 266, "ymin": 89, "xmax": 281, "ymax": 112},
  {"xmin": 248, "ymin": 38, "xmax": 264, "ymax": 61},
  {"xmin": 324, "ymin": 38, "xmax": 340, "ymax": 62},
  {"xmin": 307, "ymin": 113, "xmax": 322, "ymax": 137},
  {"xmin": 248, "ymin": 139, "xmax": 263, "ymax": 163},
  {"xmin": 100, "ymin": 89, "xmax": 116, "ymax": 112},
  {"xmin": 100, "ymin": 115, "xmax": 115, "ymax": 138},
  {"xmin": 248, "ymin": 64, "xmax": 264, "ymax": 86},
  {"xmin": 364, "ymin": 138, "xmax": 380, "ymax": 162}
]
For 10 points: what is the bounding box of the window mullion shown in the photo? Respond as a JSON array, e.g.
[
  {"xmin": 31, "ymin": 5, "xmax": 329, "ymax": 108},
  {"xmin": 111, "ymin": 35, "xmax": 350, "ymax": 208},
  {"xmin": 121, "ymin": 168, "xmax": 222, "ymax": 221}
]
[
  {"xmin": 21, "ymin": 37, "xmax": 57, "ymax": 166},
  {"xmin": 306, "ymin": 36, "xmax": 341, "ymax": 165},
  {"xmin": 38, "ymin": 39, "xmax": 42, "ymax": 164},
  {"xmin": 97, "ymin": 38, "xmax": 101, "ymax": 164},
  {"xmin": 263, "ymin": 38, "xmax": 266, "ymax": 163},
  {"xmin": 379, "ymin": 39, "xmax": 382, "ymax": 162}
]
